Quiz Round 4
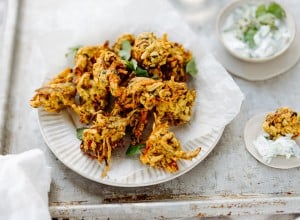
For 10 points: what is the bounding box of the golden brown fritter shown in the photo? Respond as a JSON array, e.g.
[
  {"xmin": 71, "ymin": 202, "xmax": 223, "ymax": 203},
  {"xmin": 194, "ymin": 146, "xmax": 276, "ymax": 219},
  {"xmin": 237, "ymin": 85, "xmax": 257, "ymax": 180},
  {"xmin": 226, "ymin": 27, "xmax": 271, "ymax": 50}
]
[
  {"xmin": 71, "ymin": 71, "xmax": 108, "ymax": 123},
  {"xmin": 92, "ymin": 48, "xmax": 128, "ymax": 77},
  {"xmin": 140, "ymin": 117, "xmax": 201, "ymax": 172},
  {"xmin": 132, "ymin": 32, "xmax": 192, "ymax": 81},
  {"xmin": 80, "ymin": 110, "xmax": 137, "ymax": 177},
  {"xmin": 30, "ymin": 68, "xmax": 76, "ymax": 112},
  {"xmin": 74, "ymin": 45, "xmax": 102, "ymax": 78},
  {"xmin": 262, "ymin": 107, "xmax": 300, "ymax": 140},
  {"xmin": 119, "ymin": 77, "xmax": 163, "ymax": 109},
  {"xmin": 119, "ymin": 77, "xmax": 196, "ymax": 125},
  {"xmin": 155, "ymin": 77, "xmax": 196, "ymax": 125}
]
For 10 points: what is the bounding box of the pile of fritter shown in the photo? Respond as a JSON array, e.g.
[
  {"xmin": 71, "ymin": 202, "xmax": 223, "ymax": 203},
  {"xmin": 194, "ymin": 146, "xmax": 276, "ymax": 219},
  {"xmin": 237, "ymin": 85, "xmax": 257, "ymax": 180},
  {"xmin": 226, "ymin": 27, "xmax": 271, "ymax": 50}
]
[
  {"xmin": 30, "ymin": 32, "xmax": 200, "ymax": 177},
  {"xmin": 263, "ymin": 107, "xmax": 300, "ymax": 140}
]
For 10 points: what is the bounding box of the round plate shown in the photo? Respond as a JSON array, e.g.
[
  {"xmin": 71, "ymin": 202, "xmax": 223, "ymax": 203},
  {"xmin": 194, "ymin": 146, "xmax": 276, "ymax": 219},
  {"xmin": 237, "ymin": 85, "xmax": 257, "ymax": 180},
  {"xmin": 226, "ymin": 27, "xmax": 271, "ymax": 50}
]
[
  {"xmin": 244, "ymin": 113, "xmax": 300, "ymax": 169},
  {"xmin": 213, "ymin": 31, "xmax": 300, "ymax": 81},
  {"xmin": 38, "ymin": 109, "xmax": 224, "ymax": 187}
]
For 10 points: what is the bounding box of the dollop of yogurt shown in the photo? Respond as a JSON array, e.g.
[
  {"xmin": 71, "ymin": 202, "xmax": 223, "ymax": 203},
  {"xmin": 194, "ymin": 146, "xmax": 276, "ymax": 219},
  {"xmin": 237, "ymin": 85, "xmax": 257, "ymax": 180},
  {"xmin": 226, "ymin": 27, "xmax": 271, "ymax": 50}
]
[
  {"xmin": 253, "ymin": 135, "xmax": 300, "ymax": 163},
  {"xmin": 222, "ymin": 3, "xmax": 291, "ymax": 59}
]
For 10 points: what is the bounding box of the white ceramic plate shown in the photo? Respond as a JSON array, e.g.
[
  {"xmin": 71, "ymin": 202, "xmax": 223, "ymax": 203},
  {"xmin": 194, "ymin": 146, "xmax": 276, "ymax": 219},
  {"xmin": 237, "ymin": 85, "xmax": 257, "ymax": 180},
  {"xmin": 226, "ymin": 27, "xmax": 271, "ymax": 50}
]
[
  {"xmin": 35, "ymin": 0, "xmax": 244, "ymax": 187},
  {"xmin": 38, "ymin": 109, "xmax": 224, "ymax": 187},
  {"xmin": 244, "ymin": 113, "xmax": 300, "ymax": 169}
]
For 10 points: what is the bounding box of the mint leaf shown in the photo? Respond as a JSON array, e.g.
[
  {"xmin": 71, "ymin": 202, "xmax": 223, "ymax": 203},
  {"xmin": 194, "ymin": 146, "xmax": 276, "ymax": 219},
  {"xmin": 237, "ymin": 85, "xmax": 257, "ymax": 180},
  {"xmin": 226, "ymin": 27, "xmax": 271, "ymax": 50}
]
[
  {"xmin": 126, "ymin": 144, "xmax": 146, "ymax": 156},
  {"xmin": 256, "ymin": 2, "xmax": 286, "ymax": 20},
  {"xmin": 125, "ymin": 60, "xmax": 134, "ymax": 71},
  {"xmin": 131, "ymin": 59, "xmax": 138, "ymax": 70},
  {"xmin": 257, "ymin": 13, "xmax": 276, "ymax": 29},
  {"xmin": 76, "ymin": 127, "xmax": 87, "ymax": 140},
  {"xmin": 125, "ymin": 58, "xmax": 149, "ymax": 77},
  {"xmin": 135, "ymin": 67, "xmax": 149, "ymax": 77},
  {"xmin": 244, "ymin": 27, "xmax": 258, "ymax": 48},
  {"xmin": 119, "ymin": 40, "xmax": 132, "ymax": 60},
  {"xmin": 185, "ymin": 58, "xmax": 198, "ymax": 76},
  {"xmin": 256, "ymin": 4, "xmax": 267, "ymax": 18},
  {"xmin": 125, "ymin": 59, "xmax": 138, "ymax": 71},
  {"xmin": 267, "ymin": 2, "xmax": 285, "ymax": 19}
]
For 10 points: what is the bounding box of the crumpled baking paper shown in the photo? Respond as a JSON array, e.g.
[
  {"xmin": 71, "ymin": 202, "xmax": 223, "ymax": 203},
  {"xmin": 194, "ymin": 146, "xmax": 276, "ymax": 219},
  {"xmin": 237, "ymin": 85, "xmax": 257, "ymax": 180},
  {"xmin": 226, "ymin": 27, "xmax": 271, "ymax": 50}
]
[
  {"xmin": 35, "ymin": 0, "xmax": 244, "ymax": 181},
  {"xmin": 0, "ymin": 149, "xmax": 51, "ymax": 220}
]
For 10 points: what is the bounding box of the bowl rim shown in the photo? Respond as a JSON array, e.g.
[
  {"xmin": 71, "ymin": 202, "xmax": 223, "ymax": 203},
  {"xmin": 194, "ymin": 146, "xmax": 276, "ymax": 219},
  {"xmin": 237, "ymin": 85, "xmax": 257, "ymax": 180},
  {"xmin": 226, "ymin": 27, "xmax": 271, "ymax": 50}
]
[{"xmin": 216, "ymin": 0, "xmax": 296, "ymax": 63}]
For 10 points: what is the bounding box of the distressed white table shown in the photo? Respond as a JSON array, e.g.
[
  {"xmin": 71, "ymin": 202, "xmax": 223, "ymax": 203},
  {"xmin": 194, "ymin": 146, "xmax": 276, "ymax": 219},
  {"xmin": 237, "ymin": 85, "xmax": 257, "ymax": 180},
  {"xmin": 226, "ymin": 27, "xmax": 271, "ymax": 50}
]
[{"xmin": 0, "ymin": 0, "xmax": 299, "ymax": 219}]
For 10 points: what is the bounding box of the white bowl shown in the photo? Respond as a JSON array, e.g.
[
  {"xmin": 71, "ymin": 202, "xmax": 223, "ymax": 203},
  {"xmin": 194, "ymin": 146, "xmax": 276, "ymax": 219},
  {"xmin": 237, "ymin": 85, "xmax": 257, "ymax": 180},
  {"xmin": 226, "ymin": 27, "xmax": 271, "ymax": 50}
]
[{"xmin": 216, "ymin": 0, "xmax": 296, "ymax": 63}]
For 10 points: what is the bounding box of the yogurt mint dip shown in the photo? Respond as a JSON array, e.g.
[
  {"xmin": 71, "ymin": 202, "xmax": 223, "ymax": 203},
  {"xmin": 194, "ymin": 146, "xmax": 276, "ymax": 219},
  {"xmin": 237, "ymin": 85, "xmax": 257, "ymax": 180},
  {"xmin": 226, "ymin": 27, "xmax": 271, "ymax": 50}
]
[
  {"xmin": 253, "ymin": 134, "xmax": 300, "ymax": 163},
  {"xmin": 222, "ymin": 2, "xmax": 290, "ymax": 59}
]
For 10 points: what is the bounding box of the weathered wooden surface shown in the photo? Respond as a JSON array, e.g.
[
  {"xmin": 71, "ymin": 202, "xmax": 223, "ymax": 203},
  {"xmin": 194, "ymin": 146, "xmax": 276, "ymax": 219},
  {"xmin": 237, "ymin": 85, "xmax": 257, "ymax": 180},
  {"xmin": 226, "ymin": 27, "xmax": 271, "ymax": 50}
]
[{"xmin": 0, "ymin": 0, "xmax": 299, "ymax": 218}]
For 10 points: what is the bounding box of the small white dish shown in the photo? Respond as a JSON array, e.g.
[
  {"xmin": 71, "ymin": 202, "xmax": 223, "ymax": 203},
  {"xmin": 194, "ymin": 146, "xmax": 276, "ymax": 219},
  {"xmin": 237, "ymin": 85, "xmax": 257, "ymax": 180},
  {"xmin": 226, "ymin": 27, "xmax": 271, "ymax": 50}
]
[
  {"xmin": 216, "ymin": 0, "xmax": 296, "ymax": 63},
  {"xmin": 213, "ymin": 31, "xmax": 300, "ymax": 81},
  {"xmin": 244, "ymin": 112, "xmax": 300, "ymax": 169}
]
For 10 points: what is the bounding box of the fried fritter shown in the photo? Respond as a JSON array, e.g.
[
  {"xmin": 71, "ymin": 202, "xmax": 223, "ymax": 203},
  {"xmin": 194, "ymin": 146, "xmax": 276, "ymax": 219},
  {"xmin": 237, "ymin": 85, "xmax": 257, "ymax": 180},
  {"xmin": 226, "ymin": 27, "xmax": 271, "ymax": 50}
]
[
  {"xmin": 132, "ymin": 32, "xmax": 192, "ymax": 81},
  {"xmin": 262, "ymin": 107, "xmax": 300, "ymax": 140},
  {"xmin": 140, "ymin": 117, "xmax": 201, "ymax": 172},
  {"xmin": 74, "ymin": 46, "xmax": 100, "ymax": 76},
  {"xmin": 119, "ymin": 77, "xmax": 196, "ymax": 125},
  {"xmin": 80, "ymin": 110, "xmax": 137, "ymax": 177},
  {"xmin": 156, "ymin": 77, "xmax": 196, "ymax": 125},
  {"xmin": 30, "ymin": 68, "xmax": 76, "ymax": 112}
]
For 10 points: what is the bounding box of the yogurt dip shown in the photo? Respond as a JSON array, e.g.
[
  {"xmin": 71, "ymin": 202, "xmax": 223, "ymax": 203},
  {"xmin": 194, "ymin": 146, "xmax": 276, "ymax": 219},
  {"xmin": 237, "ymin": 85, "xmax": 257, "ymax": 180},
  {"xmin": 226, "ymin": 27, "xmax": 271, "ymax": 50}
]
[
  {"xmin": 222, "ymin": 2, "xmax": 291, "ymax": 59},
  {"xmin": 253, "ymin": 134, "xmax": 300, "ymax": 163}
]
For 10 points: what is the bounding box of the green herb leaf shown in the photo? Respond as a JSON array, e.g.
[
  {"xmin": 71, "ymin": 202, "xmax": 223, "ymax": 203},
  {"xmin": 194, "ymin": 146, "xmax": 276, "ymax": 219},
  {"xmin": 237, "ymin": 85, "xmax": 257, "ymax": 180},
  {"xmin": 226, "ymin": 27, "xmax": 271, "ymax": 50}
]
[
  {"xmin": 131, "ymin": 59, "xmax": 138, "ymax": 70},
  {"xmin": 185, "ymin": 58, "xmax": 198, "ymax": 76},
  {"xmin": 244, "ymin": 27, "xmax": 258, "ymax": 48},
  {"xmin": 125, "ymin": 59, "xmax": 138, "ymax": 71},
  {"xmin": 126, "ymin": 144, "xmax": 146, "ymax": 156},
  {"xmin": 125, "ymin": 60, "xmax": 134, "ymax": 71},
  {"xmin": 65, "ymin": 45, "xmax": 82, "ymax": 58},
  {"xmin": 256, "ymin": 2, "xmax": 286, "ymax": 20},
  {"xmin": 267, "ymin": 2, "xmax": 286, "ymax": 19},
  {"xmin": 256, "ymin": 4, "xmax": 267, "ymax": 17},
  {"xmin": 135, "ymin": 67, "xmax": 149, "ymax": 77},
  {"xmin": 125, "ymin": 58, "xmax": 149, "ymax": 77},
  {"xmin": 119, "ymin": 40, "xmax": 132, "ymax": 60},
  {"xmin": 76, "ymin": 127, "xmax": 87, "ymax": 140}
]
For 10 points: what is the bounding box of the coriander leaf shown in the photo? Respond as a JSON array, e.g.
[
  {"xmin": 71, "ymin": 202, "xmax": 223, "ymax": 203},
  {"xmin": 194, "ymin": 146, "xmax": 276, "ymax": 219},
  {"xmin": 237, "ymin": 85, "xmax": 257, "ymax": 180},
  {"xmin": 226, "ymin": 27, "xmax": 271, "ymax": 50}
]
[
  {"xmin": 125, "ymin": 59, "xmax": 138, "ymax": 71},
  {"xmin": 65, "ymin": 45, "xmax": 82, "ymax": 58},
  {"xmin": 131, "ymin": 59, "xmax": 138, "ymax": 70},
  {"xmin": 244, "ymin": 27, "xmax": 258, "ymax": 48},
  {"xmin": 125, "ymin": 60, "xmax": 134, "ymax": 71},
  {"xmin": 119, "ymin": 40, "xmax": 132, "ymax": 60},
  {"xmin": 256, "ymin": 4, "xmax": 267, "ymax": 17},
  {"xmin": 126, "ymin": 144, "xmax": 146, "ymax": 156},
  {"xmin": 135, "ymin": 67, "xmax": 149, "ymax": 77},
  {"xmin": 267, "ymin": 2, "xmax": 286, "ymax": 19},
  {"xmin": 76, "ymin": 127, "xmax": 87, "ymax": 140},
  {"xmin": 185, "ymin": 58, "xmax": 198, "ymax": 76}
]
